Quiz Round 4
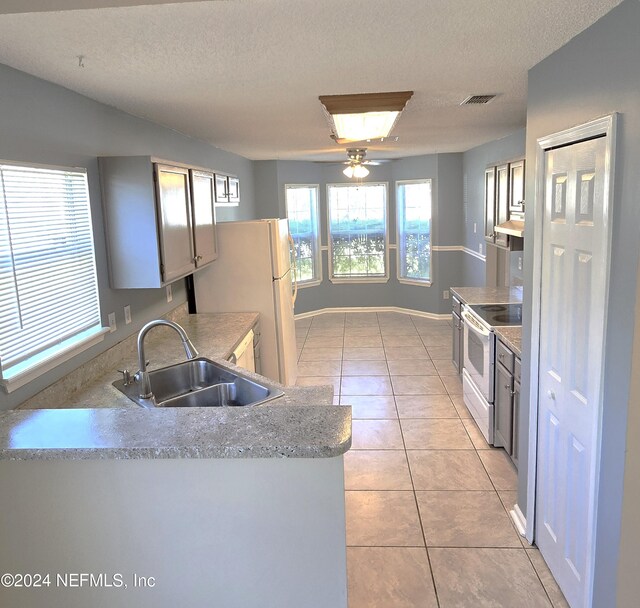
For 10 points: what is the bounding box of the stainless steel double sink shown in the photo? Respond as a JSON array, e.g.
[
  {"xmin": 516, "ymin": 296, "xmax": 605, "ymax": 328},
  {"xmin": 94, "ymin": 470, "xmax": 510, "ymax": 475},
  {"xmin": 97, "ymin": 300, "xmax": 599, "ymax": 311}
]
[{"xmin": 113, "ymin": 357, "xmax": 283, "ymax": 408}]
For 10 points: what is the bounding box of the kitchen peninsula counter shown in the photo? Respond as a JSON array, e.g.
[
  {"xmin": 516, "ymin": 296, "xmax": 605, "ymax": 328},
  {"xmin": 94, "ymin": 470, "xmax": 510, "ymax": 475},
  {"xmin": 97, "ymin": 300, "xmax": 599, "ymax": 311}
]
[
  {"xmin": 0, "ymin": 308, "xmax": 349, "ymax": 460},
  {"xmin": 0, "ymin": 309, "xmax": 350, "ymax": 608}
]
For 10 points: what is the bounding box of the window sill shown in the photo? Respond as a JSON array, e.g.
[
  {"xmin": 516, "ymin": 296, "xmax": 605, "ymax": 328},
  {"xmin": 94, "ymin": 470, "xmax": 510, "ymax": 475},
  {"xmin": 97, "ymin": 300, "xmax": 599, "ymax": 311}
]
[
  {"xmin": 297, "ymin": 279, "xmax": 323, "ymax": 289},
  {"xmin": 1, "ymin": 326, "xmax": 109, "ymax": 394},
  {"xmin": 398, "ymin": 278, "xmax": 432, "ymax": 287},
  {"xmin": 329, "ymin": 276, "xmax": 390, "ymax": 285}
]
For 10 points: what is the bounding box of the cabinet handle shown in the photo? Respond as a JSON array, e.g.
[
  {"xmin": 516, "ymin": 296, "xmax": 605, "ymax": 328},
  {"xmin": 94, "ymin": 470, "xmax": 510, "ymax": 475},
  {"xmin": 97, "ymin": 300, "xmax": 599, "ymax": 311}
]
[
  {"xmin": 505, "ymin": 384, "xmax": 511, "ymax": 390},
  {"xmin": 498, "ymin": 353, "xmax": 504, "ymax": 359},
  {"xmin": 547, "ymin": 389, "xmax": 556, "ymax": 400},
  {"xmin": 193, "ymin": 255, "xmax": 203, "ymax": 262},
  {"xmin": 510, "ymin": 390, "xmax": 516, "ymax": 397}
]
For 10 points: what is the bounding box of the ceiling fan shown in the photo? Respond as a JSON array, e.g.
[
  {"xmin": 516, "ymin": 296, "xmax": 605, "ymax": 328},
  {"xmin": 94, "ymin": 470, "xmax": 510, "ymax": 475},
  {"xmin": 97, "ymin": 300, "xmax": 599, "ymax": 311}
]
[{"xmin": 341, "ymin": 148, "xmax": 386, "ymax": 178}]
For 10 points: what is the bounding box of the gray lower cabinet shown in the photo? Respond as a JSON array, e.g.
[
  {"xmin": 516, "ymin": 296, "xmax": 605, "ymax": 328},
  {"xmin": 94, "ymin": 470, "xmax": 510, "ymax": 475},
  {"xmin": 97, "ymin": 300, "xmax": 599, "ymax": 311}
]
[
  {"xmin": 451, "ymin": 296, "xmax": 463, "ymax": 374},
  {"xmin": 494, "ymin": 338, "xmax": 520, "ymax": 467}
]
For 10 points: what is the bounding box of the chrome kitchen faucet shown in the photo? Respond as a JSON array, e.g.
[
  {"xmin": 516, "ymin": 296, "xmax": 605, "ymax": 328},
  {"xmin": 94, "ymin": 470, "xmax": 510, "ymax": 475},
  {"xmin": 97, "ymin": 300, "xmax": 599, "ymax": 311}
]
[{"xmin": 135, "ymin": 320, "xmax": 199, "ymax": 399}]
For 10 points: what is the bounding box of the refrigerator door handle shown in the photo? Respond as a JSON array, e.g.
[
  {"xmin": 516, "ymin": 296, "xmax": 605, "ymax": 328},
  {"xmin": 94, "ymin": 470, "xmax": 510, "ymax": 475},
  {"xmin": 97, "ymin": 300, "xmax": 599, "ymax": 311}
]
[{"xmin": 288, "ymin": 233, "xmax": 298, "ymax": 306}]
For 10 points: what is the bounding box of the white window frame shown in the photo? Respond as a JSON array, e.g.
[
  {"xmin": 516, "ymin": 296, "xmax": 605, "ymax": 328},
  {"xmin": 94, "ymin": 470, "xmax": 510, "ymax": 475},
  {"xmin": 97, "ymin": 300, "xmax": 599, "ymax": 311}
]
[
  {"xmin": 327, "ymin": 182, "xmax": 389, "ymax": 284},
  {"xmin": 0, "ymin": 160, "xmax": 107, "ymax": 393},
  {"xmin": 284, "ymin": 183, "xmax": 322, "ymax": 288},
  {"xmin": 396, "ymin": 178, "xmax": 433, "ymax": 287}
]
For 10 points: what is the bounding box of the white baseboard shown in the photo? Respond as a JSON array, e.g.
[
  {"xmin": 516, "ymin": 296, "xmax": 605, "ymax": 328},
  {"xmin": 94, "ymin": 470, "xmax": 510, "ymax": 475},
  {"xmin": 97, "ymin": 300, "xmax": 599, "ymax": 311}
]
[
  {"xmin": 510, "ymin": 503, "xmax": 528, "ymax": 539},
  {"xmin": 294, "ymin": 306, "xmax": 450, "ymax": 321}
]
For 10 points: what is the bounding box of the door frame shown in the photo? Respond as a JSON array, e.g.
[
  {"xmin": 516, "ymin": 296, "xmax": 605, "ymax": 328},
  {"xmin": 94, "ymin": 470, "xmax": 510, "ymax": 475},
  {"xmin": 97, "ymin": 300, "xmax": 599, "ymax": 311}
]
[{"xmin": 526, "ymin": 113, "xmax": 617, "ymax": 597}]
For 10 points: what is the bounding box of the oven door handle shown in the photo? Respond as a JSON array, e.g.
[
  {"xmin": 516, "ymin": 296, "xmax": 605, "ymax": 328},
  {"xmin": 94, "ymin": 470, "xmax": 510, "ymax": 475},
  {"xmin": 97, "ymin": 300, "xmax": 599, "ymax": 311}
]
[{"xmin": 462, "ymin": 310, "xmax": 491, "ymax": 337}]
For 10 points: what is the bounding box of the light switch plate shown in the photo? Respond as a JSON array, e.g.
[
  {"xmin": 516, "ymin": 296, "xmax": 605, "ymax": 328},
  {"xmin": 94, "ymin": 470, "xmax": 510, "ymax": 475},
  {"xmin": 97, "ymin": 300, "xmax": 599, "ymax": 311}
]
[
  {"xmin": 473, "ymin": 222, "xmax": 477, "ymax": 233},
  {"xmin": 124, "ymin": 305, "xmax": 132, "ymax": 325},
  {"xmin": 443, "ymin": 290, "xmax": 450, "ymax": 300},
  {"xmin": 108, "ymin": 312, "xmax": 117, "ymax": 333},
  {"xmin": 518, "ymin": 256, "xmax": 523, "ymax": 271},
  {"xmin": 479, "ymin": 243, "xmax": 483, "ymax": 255},
  {"xmin": 166, "ymin": 285, "xmax": 173, "ymax": 303}
]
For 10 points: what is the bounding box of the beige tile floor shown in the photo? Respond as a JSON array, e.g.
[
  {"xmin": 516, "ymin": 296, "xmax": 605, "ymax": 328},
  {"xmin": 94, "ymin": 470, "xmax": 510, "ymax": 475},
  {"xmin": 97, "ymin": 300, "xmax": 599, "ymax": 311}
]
[{"xmin": 296, "ymin": 312, "xmax": 569, "ymax": 608}]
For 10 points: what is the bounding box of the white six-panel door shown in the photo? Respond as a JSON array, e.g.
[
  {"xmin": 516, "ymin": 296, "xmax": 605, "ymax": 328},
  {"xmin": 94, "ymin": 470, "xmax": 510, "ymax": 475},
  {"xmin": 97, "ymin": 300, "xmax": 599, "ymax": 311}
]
[{"xmin": 536, "ymin": 133, "xmax": 610, "ymax": 608}]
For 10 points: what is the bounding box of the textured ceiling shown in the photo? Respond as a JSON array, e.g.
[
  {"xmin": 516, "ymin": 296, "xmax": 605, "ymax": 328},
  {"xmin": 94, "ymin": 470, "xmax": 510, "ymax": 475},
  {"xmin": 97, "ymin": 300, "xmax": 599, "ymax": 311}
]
[{"xmin": 0, "ymin": 0, "xmax": 624, "ymax": 160}]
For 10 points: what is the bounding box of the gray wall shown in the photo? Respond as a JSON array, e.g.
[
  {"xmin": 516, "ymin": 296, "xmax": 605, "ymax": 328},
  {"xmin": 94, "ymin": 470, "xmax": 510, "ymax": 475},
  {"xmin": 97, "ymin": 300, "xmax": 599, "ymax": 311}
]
[
  {"xmin": 0, "ymin": 62, "xmax": 255, "ymax": 410},
  {"xmin": 521, "ymin": 1, "xmax": 640, "ymax": 603},
  {"xmin": 461, "ymin": 129, "xmax": 526, "ymax": 286},
  {"xmin": 255, "ymin": 154, "xmax": 466, "ymax": 316}
]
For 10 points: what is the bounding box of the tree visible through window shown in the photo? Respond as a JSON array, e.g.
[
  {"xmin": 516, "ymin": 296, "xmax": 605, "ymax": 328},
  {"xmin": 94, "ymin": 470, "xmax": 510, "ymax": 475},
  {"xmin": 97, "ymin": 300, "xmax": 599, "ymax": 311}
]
[
  {"xmin": 328, "ymin": 183, "xmax": 387, "ymax": 280},
  {"xmin": 285, "ymin": 184, "xmax": 320, "ymax": 284},
  {"xmin": 397, "ymin": 179, "xmax": 432, "ymax": 283}
]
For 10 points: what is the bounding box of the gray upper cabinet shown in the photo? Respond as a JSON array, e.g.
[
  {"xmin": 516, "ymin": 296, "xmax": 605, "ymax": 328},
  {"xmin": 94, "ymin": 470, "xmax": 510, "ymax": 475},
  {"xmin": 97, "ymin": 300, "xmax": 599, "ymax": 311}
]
[
  {"xmin": 190, "ymin": 170, "xmax": 218, "ymax": 267},
  {"xmin": 495, "ymin": 163, "xmax": 509, "ymax": 248},
  {"xmin": 155, "ymin": 164, "xmax": 195, "ymax": 283},
  {"xmin": 99, "ymin": 156, "xmax": 218, "ymax": 289},
  {"xmin": 509, "ymin": 159, "xmax": 525, "ymax": 213},
  {"xmin": 214, "ymin": 173, "xmax": 240, "ymax": 206},
  {"xmin": 484, "ymin": 167, "xmax": 496, "ymax": 244}
]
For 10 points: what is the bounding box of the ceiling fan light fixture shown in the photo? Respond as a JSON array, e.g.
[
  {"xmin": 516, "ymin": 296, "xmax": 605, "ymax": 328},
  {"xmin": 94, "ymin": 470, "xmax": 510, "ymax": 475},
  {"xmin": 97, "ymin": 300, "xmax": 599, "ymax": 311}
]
[
  {"xmin": 353, "ymin": 164, "xmax": 370, "ymax": 178},
  {"xmin": 319, "ymin": 91, "xmax": 413, "ymax": 142},
  {"xmin": 343, "ymin": 163, "xmax": 370, "ymax": 179}
]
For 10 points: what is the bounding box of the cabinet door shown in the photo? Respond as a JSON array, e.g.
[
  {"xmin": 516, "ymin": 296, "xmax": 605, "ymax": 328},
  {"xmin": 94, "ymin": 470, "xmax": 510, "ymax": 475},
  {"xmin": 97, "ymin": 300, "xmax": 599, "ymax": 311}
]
[
  {"xmin": 512, "ymin": 379, "xmax": 520, "ymax": 468},
  {"xmin": 495, "ymin": 164, "xmax": 509, "ymax": 248},
  {"xmin": 494, "ymin": 362, "xmax": 513, "ymax": 452},
  {"xmin": 452, "ymin": 312, "xmax": 462, "ymax": 373},
  {"xmin": 155, "ymin": 164, "xmax": 195, "ymax": 283},
  {"xmin": 509, "ymin": 159, "xmax": 525, "ymax": 212},
  {"xmin": 484, "ymin": 167, "xmax": 496, "ymax": 243},
  {"xmin": 190, "ymin": 170, "xmax": 218, "ymax": 267},
  {"xmin": 227, "ymin": 176, "xmax": 240, "ymax": 204},
  {"xmin": 214, "ymin": 173, "xmax": 229, "ymax": 203}
]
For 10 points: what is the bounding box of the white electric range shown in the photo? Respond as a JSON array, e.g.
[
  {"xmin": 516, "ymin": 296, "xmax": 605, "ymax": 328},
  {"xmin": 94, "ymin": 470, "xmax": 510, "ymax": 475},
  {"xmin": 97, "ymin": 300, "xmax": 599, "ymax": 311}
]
[{"xmin": 461, "ymin": 303, "xmax": 522, "ymax": 444}]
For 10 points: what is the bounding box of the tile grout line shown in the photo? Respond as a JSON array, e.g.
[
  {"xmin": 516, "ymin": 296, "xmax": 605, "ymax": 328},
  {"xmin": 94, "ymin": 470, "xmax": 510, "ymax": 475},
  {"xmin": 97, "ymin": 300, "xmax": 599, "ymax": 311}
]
[{"xmin": 395, "ymin": 315, "xmax": 442, "ymax": 608}]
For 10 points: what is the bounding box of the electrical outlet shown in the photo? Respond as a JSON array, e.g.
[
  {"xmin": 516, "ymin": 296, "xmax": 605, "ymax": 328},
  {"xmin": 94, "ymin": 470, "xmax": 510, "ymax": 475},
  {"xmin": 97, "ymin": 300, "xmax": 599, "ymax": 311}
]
[
  {"xmin": 473, "ymin": 222, "xmax": 477, "ymax": 234},
  {"xmin": 479, "ymin": 243, "xmax": 483, "ymax": 255},
  {"xmin": 108, "ymin": 312, "xmax": 117, "ymax": 333},
  {"xmin": 443, "ymin": 290, "xmax": 450, "ymax": 300},
  {"xmin": 166, "ymin": 284, "xmax": 173, "ymax": 303},
  {"xmin": 124, "ymin": 305, "xmax": 132, "ymax": 325},
  {"xmin": 518, "ymin": 256, "xmax": 523, "ymax": 271}
]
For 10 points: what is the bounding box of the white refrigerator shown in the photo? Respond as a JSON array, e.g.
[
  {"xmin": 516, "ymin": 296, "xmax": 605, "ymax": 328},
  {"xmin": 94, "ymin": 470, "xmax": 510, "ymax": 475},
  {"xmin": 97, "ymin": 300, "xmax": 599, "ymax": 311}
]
[{"xmin": 193, "ymin": 219, "xmax": 298, "ymax": 386}]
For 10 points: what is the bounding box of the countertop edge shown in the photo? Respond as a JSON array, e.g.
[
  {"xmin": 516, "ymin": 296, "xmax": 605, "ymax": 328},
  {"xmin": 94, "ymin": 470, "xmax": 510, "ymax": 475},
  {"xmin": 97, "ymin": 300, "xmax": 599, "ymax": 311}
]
[{"xmin": 0, "ymin": 405, "xmax": 352, "ymax": 461}]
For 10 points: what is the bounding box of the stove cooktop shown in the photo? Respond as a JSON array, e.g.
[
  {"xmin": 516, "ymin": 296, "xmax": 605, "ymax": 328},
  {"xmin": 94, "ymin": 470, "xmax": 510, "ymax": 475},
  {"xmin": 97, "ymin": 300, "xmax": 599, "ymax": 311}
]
[{"xmin": 468, "ymin": 303, "xmax": 523, "ymax": 327}]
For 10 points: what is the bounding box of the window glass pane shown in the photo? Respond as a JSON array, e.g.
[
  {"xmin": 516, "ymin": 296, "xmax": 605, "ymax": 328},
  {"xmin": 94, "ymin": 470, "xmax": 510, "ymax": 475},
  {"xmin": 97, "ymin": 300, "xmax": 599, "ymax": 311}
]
[
  {"xmin": 285, "ymin": 185, "xmax": 320, "ymax": 284},
  {"xmin": 397, "ymin": 180, "xmax": 432, "ymax": 282},
  {"xmin": 328, "ymin": 183, "xmax": 387, "ymax": 279}
]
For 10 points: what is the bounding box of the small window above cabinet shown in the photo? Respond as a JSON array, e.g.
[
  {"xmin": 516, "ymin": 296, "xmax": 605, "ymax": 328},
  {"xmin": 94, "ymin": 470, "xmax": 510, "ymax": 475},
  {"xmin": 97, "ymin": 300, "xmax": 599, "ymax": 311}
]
[
  {"xmin": 215, "ymin": 173, "xmax": 240, "ymax": 206},
  {"xmin": 99, "ymin": 156, "xmax": 218, "ymax": 289}
]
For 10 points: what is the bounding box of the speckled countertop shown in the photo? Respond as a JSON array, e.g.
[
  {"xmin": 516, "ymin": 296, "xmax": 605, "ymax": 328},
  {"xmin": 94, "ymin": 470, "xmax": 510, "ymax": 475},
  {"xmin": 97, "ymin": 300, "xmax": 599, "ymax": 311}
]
[
  {"xmin": 0, "ymin": 308, "xmax": 348, "ymax": 461},
  {"xmin": 0, "ymin": 406, "xmax": 351, "ymax": 460},
  {"xmin": 450, "ymin": 286, "xmax": 523, "ymax": 305},
  {"xmin": 495, "ymin": 326, "xmax": 522, "ymax": 357}
]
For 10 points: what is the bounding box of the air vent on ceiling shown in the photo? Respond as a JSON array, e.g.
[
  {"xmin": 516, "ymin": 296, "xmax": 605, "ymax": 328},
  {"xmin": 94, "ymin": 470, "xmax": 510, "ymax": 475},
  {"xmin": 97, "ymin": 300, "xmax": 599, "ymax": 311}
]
[{"xmin": 460, "ymin": 94, "xmax": 498, "ymax": 105}]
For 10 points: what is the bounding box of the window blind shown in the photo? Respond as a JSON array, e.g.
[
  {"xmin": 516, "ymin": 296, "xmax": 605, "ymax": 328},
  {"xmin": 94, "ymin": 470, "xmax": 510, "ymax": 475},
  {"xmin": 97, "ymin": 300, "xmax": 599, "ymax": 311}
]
[{"xmin": 0, "ymin": 163, "xmax": 102, "ymax": 376}]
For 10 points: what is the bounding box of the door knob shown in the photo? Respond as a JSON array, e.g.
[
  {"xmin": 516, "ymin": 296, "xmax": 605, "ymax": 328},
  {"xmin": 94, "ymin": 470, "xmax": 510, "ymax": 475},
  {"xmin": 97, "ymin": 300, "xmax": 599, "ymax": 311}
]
[{"xmin": 547, "ymin": 390, "xmax": 556, "ymax": 400}]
